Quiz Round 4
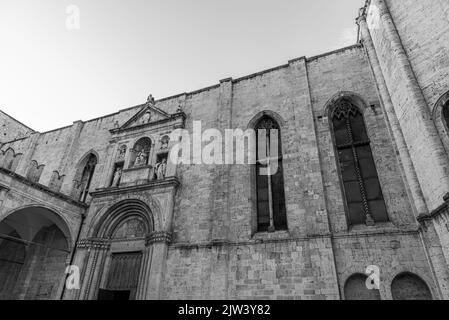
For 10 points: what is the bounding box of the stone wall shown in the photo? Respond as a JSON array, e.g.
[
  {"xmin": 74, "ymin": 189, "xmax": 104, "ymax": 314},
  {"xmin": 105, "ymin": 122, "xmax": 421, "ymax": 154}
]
[
  {"xmin": 0, "ymin": 0, "xmax": 446, "ymax": 298},
  {"xmin": 0, "ymin": 110, "xmax": 33, "ymax": 144}
]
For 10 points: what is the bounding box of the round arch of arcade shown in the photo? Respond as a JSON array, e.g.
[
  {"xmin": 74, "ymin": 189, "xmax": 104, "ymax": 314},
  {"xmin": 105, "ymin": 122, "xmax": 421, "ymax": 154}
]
[
  {"xmin": 342, "ymin": 267, "xmax": 435, "ymax": 300},
  {"xmin": 0, "ymin": 205, "xmax": 74, "ymax": 300}
]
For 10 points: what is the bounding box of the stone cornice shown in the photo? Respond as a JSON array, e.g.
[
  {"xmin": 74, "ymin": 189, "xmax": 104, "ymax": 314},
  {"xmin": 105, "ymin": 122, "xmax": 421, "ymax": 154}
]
[
  {"xmin": 109, "ymin": 112, "xmax": 186, "ymax": 135},
  {"xmin": 0, "ymin": 167, "xmax": 88, "ymax": 209},
  {"xmin": 90, "ymin": 176, "xmax": 180, "ymax": 198}
]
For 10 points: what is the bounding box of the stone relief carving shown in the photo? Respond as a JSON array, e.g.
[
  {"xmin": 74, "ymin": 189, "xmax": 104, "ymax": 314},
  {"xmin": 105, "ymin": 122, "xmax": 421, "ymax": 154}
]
[
  {"xmin": 160, "ymin": 135, "xmax": 170, "ymax": 150},
  {"xmin": 117, "ymin": 145, "xmax": 127, "ymax": 160},
  {"xmin": 140, "ymin": 110, "xmax": 152, "ymax": 125}
]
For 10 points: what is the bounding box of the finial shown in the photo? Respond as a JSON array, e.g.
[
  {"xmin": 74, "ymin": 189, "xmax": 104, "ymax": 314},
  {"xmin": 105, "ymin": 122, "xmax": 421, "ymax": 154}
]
[{"xmin": 147, "ymin": 94, "xmax": 155, "ymax": 104}]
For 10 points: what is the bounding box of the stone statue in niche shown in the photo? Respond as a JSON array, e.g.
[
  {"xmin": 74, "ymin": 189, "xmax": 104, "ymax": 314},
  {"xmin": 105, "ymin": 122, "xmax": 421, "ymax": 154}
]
[
  {"xmin": 140, "ymin": 110, "xmax": 152, "ymax": 124},
  {"xmin": 134, "ymin": 150, "xmax": 148, "ymax": 167},
  {"xmin": 111, "ymin": 167, "xmax": 122, "ymax": 187},
  {"xmin": 155, "ymin": 158, "xmax": 167, "ymax": 180},
  {"xmin": 117, "ymin": 145, "xmax": 127, "ymax": 160},
  {"xmin": 114, "ymin": 120, "xmax": 120, "ymax": 129},
  {"xmin": 160, "ymin": 135, "xmax": 170, "ymax": 150}
]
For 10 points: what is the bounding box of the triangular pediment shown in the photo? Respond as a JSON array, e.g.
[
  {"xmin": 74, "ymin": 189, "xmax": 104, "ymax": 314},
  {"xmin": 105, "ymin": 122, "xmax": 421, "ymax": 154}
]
[{"xmin": 119, "ymin": 104, "xmax": 170, "ymax": 130}]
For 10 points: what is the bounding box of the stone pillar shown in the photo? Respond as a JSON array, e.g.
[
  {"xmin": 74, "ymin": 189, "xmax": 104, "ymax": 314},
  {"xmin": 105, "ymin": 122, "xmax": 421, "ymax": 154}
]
[
  {"xmin": 76, "ymin": 238, "xmax": 110, "ymax": 300},
  {"xmin": 210, "ymin": 78, "xmax": 233, "ymax": 242},
  {"xmin": 368, "ymin": 0, "xmax": 449, "ymax": 210},
  {"xmin": 357, "ymin": 13, "xmax": 428, "ymax": 217},
  {"xmin": 135, "ymin": 245, "xmax": 153, "ymax": 300},
  {"xmin": 145, "ymin": 231, "xmax": 172, "ymax": 300}
]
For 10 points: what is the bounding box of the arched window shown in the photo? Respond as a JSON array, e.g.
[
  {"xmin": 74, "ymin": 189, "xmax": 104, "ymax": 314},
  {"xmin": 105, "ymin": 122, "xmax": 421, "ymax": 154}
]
[
  {"xmin": 255, "ymin": 116, "xmax": 287, "ymax": 232},
  {"xmin": 391, "ymin": 273, "xmax": 432, "ymax": 300},
  {"xmin": 26, "ymin": 160, "xmax": 45, "ymax": 183},
  {"xmin": 344, "ymin": 274, "xmax": 381, "ymax": 300},
  {"xmin": 1, "ymin": 148, "xmax": 21, "ymax": 172},
  {"xmin": 49, "ymin": 171, "xmax": 65, "ymax": 192},
  {"xmin": 130, "ymin": 137, "xmax": 152, "ymax": 168},
  {"xmin": 443, "ymin": 100, "xmax": 449, "ymax": 130},
  {"xmin": 330, "ymin": 99, "xmax": 388, "ymax": 226},
  {"xmin": 77, "ymin": 154, "xmax": 98, "ymax": 202}
]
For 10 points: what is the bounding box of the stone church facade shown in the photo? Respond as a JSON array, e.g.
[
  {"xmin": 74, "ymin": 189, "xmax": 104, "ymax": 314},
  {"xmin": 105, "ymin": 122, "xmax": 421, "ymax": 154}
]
[{"xmin": 1, "ymin": 0, "xmax": 449, "ymax": 300}]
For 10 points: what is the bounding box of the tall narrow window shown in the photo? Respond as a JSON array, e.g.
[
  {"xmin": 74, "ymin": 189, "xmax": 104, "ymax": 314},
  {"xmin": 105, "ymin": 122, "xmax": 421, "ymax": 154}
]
[
  {"xmin": 331, "ymin": 99, "xmax": 388, "ymax": 226},
  {"xmin": 443, "ymin": 101, "xmax": 449, "ymax": 130},
  {"xmin": 78, "ymin": 154, "xmax": 97, "ymax": 202},
  {"xmin": 255, "ymin": 116, "xmax": 287, "ymax": 232}
]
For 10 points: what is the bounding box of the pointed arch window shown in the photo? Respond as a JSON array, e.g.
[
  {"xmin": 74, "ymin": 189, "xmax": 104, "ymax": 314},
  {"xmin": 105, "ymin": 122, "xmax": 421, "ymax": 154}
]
[
  {"xmin": 255, "ymin": 116, "xmax": 287, "ymax": 232},
  {"xmin": 331, "ymin": 99, "xmax": 388, "ymax": 226},
  {"xmin": 78, "ymin": 154, "xmax": 98, "ymax": 203},
  {"xmin": 443, "ymin": 100, "xmax": 449, "ymax": 131}
]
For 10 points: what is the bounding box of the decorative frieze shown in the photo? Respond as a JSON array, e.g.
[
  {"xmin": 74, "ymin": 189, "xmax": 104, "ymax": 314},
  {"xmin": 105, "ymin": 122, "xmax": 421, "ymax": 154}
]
[{"xmin": 77, "ymin": 238, "xmax": 111, "ymax": 250}]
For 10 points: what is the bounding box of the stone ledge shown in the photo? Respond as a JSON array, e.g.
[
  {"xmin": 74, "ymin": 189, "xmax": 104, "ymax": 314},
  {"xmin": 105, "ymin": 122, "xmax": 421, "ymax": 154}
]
[
  {"xmin": 169, "ymin": 229, "xmax": 420, "ymax": 250},
  {"xmin": 109, "ymin": 112, "xmax": 186, "ymax": 134},
  {"xmin": 91, "ymin": 176, "xmax": 180, "ymax": 198}
]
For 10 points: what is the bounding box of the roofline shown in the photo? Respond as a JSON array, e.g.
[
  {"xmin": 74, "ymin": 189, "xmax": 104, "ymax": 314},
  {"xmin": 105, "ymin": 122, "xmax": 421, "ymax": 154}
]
[
  {"xmin": 5, "ymin": 42, "xmax": 362, "ymax": 135},
  {"xmin": 0, "ymin": 109, "xmax": 36, "ymax": 132}
]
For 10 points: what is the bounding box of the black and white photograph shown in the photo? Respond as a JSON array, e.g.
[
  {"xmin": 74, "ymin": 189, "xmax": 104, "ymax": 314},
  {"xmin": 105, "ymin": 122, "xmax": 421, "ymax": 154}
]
[{"xmin": 0, "ymin": 0, "xmax": 448, "ymax": 310}]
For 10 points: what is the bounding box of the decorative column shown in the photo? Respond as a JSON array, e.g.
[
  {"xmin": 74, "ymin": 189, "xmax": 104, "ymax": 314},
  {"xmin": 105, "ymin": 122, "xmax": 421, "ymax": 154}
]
[
  {"xmin": 76, "ymin": 238, "xmax": 111, "ymax": 300},
  {"xmin": 144, "ymin": 231, "xmax": 172, "ymax": 300},
  {"xmin": 135, "ymin": 244, "xmax": 153, "ymax": 300}
]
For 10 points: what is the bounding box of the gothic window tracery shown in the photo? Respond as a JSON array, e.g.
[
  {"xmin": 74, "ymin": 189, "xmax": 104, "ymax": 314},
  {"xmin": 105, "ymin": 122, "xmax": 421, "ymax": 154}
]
[
  {"xmin": 77, "ymin": 154, "xmax": 98, "ymax": 203},
  {"xmin": 255, "ymin": 116, "xmax": 287, "ymax": 232},
  {"xmin": 330, "ymin": 99, "xmax": 388, "ymax": 226}
]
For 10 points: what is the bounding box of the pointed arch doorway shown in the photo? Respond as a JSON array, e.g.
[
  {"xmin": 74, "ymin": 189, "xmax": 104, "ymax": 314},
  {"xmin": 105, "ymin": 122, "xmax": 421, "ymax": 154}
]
[{"xmin": 98, "ymin": 216, "xmax": 147, "ymax": 300}]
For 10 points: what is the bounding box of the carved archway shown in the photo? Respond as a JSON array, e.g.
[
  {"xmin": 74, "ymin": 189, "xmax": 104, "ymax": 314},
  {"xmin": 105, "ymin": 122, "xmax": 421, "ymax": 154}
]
[{"xmin": 80, "ymin": 199, "xmax": 159, "ymax": 300}]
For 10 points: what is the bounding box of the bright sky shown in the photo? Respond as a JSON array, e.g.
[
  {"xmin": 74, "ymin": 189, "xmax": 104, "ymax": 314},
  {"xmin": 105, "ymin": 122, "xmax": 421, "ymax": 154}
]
[{"xmin": 0, "ymin": 0, "xmax": 363, "ymax": 132}]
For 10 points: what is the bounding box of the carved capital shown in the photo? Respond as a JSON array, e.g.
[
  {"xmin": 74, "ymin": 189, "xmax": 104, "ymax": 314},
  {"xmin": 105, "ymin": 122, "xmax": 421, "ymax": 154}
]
[
  {"xmin": 77, "ymin": 238, "xmax": 111, "ymax": 250},
  {"xmin": 145, "ymin": 231, "xmax": 172, "ymax": 246}
]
